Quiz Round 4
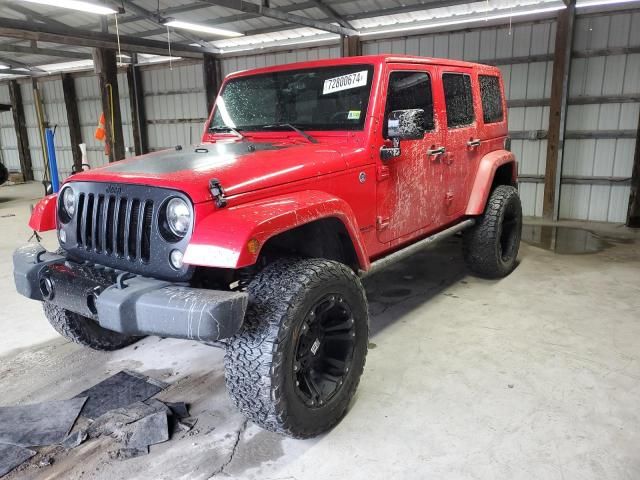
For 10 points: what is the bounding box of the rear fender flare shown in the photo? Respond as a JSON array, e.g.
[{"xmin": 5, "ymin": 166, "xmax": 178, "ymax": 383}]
[
  {"xmin": 466, "ymin": 150, "xmax": 517, "ymax": 215},
  {"xmin": 184, "ymin": 190, "xmax": 369, "ymax": 270}
]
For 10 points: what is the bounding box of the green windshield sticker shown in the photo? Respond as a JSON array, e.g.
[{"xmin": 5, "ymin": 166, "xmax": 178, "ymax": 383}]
[{"xmin": 348, "ymin": 110, "xmax": 361, "ymax": 120}]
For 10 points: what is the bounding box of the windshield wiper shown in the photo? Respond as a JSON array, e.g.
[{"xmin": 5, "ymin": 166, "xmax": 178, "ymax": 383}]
[
  {"xmin": 261, "ymin": 123, "xmax": 318, "ymax": 144},
  {"xmin": 209, "ymin": 125, "xmax": 247, "ymax": 141}
]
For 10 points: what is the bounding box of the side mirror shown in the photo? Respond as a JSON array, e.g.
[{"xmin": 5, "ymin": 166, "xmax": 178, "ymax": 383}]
[{"xmin": 381, "ymin": 109, "xmax": 426, "ymax": 160}]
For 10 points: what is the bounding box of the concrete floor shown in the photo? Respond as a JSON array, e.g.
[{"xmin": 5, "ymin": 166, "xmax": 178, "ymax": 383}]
[{"xmin": 1, "ymin": 181, "xmax": 639, "ymax": 480}]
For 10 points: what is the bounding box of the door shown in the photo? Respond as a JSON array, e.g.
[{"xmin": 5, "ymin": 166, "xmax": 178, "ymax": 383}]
[
  {"xmin": 439, "ymin": 68, "xmax": 481, "ymax": 217},
  {"xmin": 376, "ymin": 65, "xmax": 446, "ymax": 243}
]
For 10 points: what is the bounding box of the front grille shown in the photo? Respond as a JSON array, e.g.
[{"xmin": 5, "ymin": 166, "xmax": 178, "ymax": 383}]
[
  {"xmin": 60, "ymin": 182, "xmax": 193, "ymax": 281},
  {"xmin": 76, "ymin": 192, "xmax": 154, "ymax": 263}
]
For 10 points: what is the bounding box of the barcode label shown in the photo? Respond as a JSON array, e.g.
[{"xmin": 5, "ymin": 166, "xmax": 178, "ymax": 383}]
[{"xmin": 323, "ymin": 70, "xmax": 368, "ymax": 95}]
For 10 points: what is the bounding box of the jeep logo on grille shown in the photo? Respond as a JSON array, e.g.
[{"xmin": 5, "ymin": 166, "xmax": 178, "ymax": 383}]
[{"xmin": 105, "ymin": 185, "xmax": 122, "ymax": 195}]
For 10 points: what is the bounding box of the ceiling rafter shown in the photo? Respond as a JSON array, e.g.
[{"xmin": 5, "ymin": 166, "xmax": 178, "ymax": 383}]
[
  {"xmin": 0, "ymin": 17, "xmax": 217, "ymax": 58},
  {"xmin": 0, "ymin": 44, "xmax": 91, "ymax": 60},
  {"xmin": 199, "ymin": 0, "xmax": 358, "ymax": 36},
  {"xmin": 115, "ymin": 0, "xmax": 214, "ymax": 49},
  {"xmin": 308, "ymin": 0, "xmax": 355, "ymax": 30}
]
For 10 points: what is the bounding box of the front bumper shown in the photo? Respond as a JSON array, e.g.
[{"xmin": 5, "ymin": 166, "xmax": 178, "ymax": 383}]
[{"xmin": 13, "ymin": 244, "xmax": 248, "ymax": 341}]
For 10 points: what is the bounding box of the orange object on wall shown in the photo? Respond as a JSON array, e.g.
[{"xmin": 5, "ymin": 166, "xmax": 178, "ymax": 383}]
[{"xmin": 95, "ymin": 112, "xmax": 106, "ymax": 141}]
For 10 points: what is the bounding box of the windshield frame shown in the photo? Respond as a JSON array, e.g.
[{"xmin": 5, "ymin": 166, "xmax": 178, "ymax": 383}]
[{"xmin": 208, "ymin": 63, "xmax": 376, "ymax": 134}]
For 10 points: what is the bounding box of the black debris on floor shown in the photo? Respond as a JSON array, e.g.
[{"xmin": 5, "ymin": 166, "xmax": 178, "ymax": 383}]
[
  {"xmin": 75, "ymin": 370, "xmax": 166, "ymax": 419},
  {"xmin": 0, "ymin": 444, "xmax": 36, "ymax": 477},
  {"xmin": 0, "ymin": 397, "xmax": 87, "ymax": 447},
  {"xmin": 0, "ymin": 370, "xmax": 193, "ymax": 477}
]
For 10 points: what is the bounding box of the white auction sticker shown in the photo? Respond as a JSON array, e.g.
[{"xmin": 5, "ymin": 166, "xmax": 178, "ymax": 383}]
[{"xmin": 323, "ymin": 70, "xmax": 368, "ymax": 95}]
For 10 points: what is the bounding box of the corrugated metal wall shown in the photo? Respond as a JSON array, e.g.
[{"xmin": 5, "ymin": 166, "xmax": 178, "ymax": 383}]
[
  {"xmin": 560, "ymin": 12, "xmax": 640, "ymax": 222},
  {"xmin": 37, "ymin": 78, "xmax": 73, "ymax": 180},
  {"xmin": 0, "ymin": 84, "xmax": 20, "ymax": 173},
  {"xmin": 220, "ymin": 44, "xmax": 341, "ymax": 76},
  {"xmin": 362, "ymin": 21, "xmax": 556, "ymax": 218},
  {"xmin": 142, "ymin": 62, "xmax": 208, "ymax": 151}
]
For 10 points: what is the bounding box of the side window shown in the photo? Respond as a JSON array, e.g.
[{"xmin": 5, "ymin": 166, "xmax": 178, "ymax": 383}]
[
  {"xmin": 479, "ymin": 75, "xmax": 504, "ymax": 124},
  {"xmin": 442, "ymin": 73, "xmax": 474, "ymax": 128},
  {"xmin": 384, "ymin": 71, "xmax": 434, "ymax": 137}
]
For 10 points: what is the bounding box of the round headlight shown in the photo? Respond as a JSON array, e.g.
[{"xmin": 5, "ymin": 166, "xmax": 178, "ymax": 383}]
[
  {"xmin": 61, "ymin": 187, "xmax": 76, "ymax": 217},
  {"xmin": 166, "ymin": 197, "xmax": 191, "ymax": 237}
]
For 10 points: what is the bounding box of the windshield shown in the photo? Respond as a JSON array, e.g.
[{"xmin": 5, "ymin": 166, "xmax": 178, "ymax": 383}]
[{"xmin": 210, "ymin": 64, "xmax": 374, "ymax": 132}]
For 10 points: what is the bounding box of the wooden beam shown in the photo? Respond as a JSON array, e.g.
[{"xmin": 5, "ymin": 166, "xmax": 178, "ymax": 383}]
[
  {"xmin": 126, "ymin": 55, "xmax": 148, "ymax": 156},
  {"xmin": 341, "ymin": 35, "xmax": 361, "ymax": 57},
  {"xmin": 61, "ymin": 73, "xmax": 83, "ymax": 172},
  {"xmin": 627, "ymin": 102, "xmax": 640, "ymax": 228},
  {"xmin": 93, "ymin": 48, "xmax": 125, "ymax": 162},
  {"xmin": 8, "ymin": 80, "xmax": 33, "ymax": 181},
  {"xmin": 203, "ymin": 53, "xmax": 221, "ymax": 119},
  {"xmin": 542, "ymin": 0, "xmax": 575, "ymax": 220}
]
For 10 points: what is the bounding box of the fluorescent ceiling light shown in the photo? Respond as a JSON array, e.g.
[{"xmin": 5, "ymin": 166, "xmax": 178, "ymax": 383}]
[
  {"xmin": 577, "ymin": 0, "xmax": 640, "ymax": 7},
  {"xmin": 0, "ymin": 65, "xmax": 10, "ymax": 70},
  {"xmin": 21, "ymin": 0, "xmax": 118, "ymax": 15},
  {"xmin": 164, "ymin": 20, "xmax": 243, "ymax": 38},
  {"xmin": 359, "ymin": 4, "xmax": 566, "ymax": 37}
]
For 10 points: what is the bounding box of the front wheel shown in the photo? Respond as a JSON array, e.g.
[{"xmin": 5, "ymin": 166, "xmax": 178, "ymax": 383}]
[
  {"xmin": 224, "ymin": 258, "xmax": 369, "ymax": 438},
  {"xmin": 463, "ymin": 185, "xmax": 522, "ymax": 278}
]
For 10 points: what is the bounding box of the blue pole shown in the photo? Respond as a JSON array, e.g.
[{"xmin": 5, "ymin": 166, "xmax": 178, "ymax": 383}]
[{"xmin": 45, "ymin": 128, "xmax": 60, "ymax": 193}]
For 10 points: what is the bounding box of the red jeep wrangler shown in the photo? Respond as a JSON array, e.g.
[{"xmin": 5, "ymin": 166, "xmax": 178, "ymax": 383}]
[{"xmin": 14, "ymin": 55, "xmax": 521, "ymax": 438}]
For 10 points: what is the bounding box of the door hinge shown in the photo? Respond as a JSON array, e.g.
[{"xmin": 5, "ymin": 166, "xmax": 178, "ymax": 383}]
[
  {"xmin": 376, "ymin": 165, "xmax": 390, "ymax": 181},
  {"xmin": 376, "ymin": 216, "xmax": 390, "ymax": 230}
]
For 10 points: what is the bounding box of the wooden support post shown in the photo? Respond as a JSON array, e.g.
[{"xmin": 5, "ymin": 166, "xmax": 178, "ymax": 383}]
[
  {"xmin": 341, "ymin": 35, "xmax": 361, "ymax": 57},
  {"xmin": 61, "ymin": 73, "xmax": 83, "ymax": 172},
  {"xmin": 126, "ymin": 54, "xmax": 148, "ymax": 156},
  {"xmin": 8, "ymin": 80, "xmax": 33, "ymax": 181},
  {"xmin": 93, "ymin": 48, "xmax": 125, "ymax": 162},
  {"xmin": 203, "ymin": 53, "xmax": 222, "ymax": 117},
  {"xmin": 626, "ymin": 105, "xmax": 640, "ymax": 227},
  {"xmin": 542, "ymin": 1, "xmax": 575, "ymax": 220}
]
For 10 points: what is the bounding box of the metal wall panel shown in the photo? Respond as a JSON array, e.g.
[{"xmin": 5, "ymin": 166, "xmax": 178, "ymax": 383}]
[
  {"xmin": 220, "ymin": 45, "xmax": 341, "ymax": 77},
  {"xmin": 21, "ymin": 82, "xmax": 47, "ymax": 182},
  {"xmin": 0, "ymin": 84, "xmax": 21, "ymax": 174},
  {"xmin": 38, "ymin": 78, "xmax": 74, "ymax": 179},
  {"xmin": 142, "ymin": 63, "xmax": 207, "ymax": 151},
  {"xmin": 560, "ymin": 11, "xmax": 640, "ymax": 222},
  {"xmin": 74, "ymin": 74, "xmax": 107, "ymax": 171}
]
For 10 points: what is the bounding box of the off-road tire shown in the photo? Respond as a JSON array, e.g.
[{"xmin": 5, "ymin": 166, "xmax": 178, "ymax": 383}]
[
  {"xmin": 224, "ymin": 258, "xmax": 369, "ymax": 438},
  {"xmin": 463, "ymin": 185, "xmax": 522, "ymax": 278},
  {"xmin": 43, "ymin": 302, "xmax": 139, "ymax": 351}
]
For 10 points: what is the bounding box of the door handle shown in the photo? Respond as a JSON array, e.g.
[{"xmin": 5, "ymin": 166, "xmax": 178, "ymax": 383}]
[
  {"xmin": 467, "ymin": 139, "xmax": 481, "ymax": 148},
  {"xmin": 427, "ymin": 146, "xmax": 446, "ymax": 156}
]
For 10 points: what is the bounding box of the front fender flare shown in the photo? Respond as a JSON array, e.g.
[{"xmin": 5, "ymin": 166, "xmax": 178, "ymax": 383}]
[
  {"xmin": 28, "ymin": 194, "xmax": 57, "ymax": 232},
  {"xmin": 466, "ymin": 150, "xmax": 517, "ymax": 215},
  {"xmin": 184, "ymin": 191, "xmax": 369, "ymax": 270}
]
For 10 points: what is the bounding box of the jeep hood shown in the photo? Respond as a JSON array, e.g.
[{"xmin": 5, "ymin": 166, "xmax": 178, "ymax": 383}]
[{"xmin": 70, "ymin": 141, "xmax": 347, "ymax": 203}]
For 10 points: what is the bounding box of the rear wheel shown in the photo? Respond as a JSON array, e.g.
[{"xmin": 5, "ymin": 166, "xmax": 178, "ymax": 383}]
[
  {"xmin": 224, "ymin": 258, "xmax": 368, "ymax": 438},
  {"xmin": 463, "ymin": 185, "xmax": 522, "ymax": 278},
  {"xmin": 43, "ymin": 302, "xmax": 139, "ymax": 351}
]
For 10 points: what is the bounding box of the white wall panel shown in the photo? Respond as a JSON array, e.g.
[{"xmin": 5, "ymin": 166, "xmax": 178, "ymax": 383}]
[
  {"xmin": 142, "ymin": 62, "xmax": 207, "ymax": 151},
  {"xmin": 560, "ymin": 11, "xmax": 640, "ymax": 223},
  {"xmin": 0, "ymin": 84, "xmax": 21, "ymax": 173}
]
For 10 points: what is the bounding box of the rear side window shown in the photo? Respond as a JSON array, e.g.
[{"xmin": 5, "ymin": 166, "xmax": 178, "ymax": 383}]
[
  {"xmin": 479, "ymin": 75, "xmax": 504, "ymax": 124},
  {"xmin": 385, "ymin": 71, "xmax": 435, "ymax": 136},
  {"xmin": 442, "ymin": 73, "xmax": 474, "ymax": 128}
]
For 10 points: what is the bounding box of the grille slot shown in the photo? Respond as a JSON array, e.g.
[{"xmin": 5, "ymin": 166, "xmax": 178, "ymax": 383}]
[{"xmin": 75, "ymin": 193, "xmax": 154, "ymax": 263}]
